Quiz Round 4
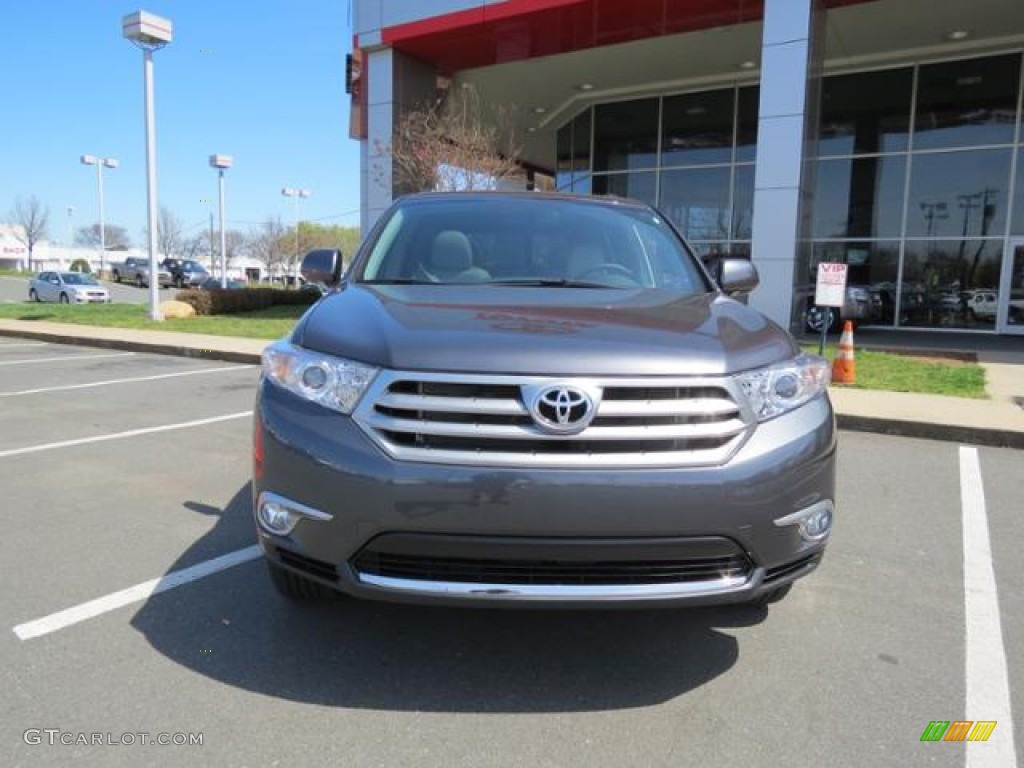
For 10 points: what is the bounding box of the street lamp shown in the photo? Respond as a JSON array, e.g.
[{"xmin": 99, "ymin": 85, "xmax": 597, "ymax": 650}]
[
  {"xmin": 209, "ymin": 154, "xmax": 233, "ymax": 288},
  {"xmin": 65, "ymin": 206, "xmax": 74, "ymax": 271},
  {"xmin": 281, "ymin": 187, "xmax": 310, "ymax": 284},
  {"xmin": 79, "ymin": 155, "xmax": 118, "ymax": 276},
  {"xmin": 122, "ymin": 9, "xmax": 172, "ymax": 322}
]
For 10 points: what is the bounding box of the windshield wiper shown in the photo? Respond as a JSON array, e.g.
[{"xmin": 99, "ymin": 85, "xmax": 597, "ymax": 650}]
[{"xmin": 483, "ymin": 278, "xmax": 616, "ymax": 289}]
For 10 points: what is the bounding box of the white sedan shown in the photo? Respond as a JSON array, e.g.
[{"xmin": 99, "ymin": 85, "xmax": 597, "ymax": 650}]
[{"xmin": 28, "ymin": 272, "xmax": 111, "ymax": 304}]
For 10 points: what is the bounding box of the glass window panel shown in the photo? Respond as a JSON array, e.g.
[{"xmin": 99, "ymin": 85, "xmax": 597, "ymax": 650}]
[
  {"xmin": 732, "ymin": 165, "xmax": 755, "ymax": 240},
  {"xmin": 914, "ymin": 54, "xmax": 1021, "ymax": 150},
  {"xmin": 812, "ymin": 156, "xmax": 906, "ymax": 238},
  {"xmin": 661, "ymin": 88, "xmax": 735, "ymax": 167},
  {"xmin": 593, "ymin": 98, "xmax": 659, "ymax": 172},
  {"xmin": 801, "ymin": 242, "xmax": 901, "ymax": 325},
  {"xmin": 571, "ymin": 109, "xmax": 592, "ymax": 172},
  {"xmin": 659, "ymin": 166, "xmax": 731, "ymax": 241},
  {"xmin": 736, "ymin": 86, "xmax": 759, "ymax": 163},
  {"xmin": 556, "ymin": 123, "xmax": 572, "ymax": 172},
  {"xmin": 572, "ymin": 174, "xmax": 592, "ymax": 195},
  {"xmin": 906, "ymin": 149, "xmax": 1012, "ymax": 238},
  {"xmin": 591, "ymin": 172, "xmax": 656, "ymax": 207},
  {"xmin": 1013, "ymin": 148, "xmax": 1024, "ymax": 236},
  {"xmin": 900, "ymin": 239, "xmax": 1005, "ymax": 328},
  {"xmin": 818, "ymin": 68, "xmax": 912, "ymax": 156}
]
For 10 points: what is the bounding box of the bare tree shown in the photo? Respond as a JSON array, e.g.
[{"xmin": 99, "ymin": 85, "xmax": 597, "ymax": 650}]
[
  {"xmin": 377, "ymin": 85, "xmax": 522, "ymax": 194},
  {"xmin": 9, "ymin": 195, "xmax": 50, "ymax": 271},
  {"xmin": 157, "ymin": 206, "xmax": 184, "ymax": 259},
  {"xmin": 181, "ymin": 233, "xmax": 208, "ymax": 263},
  {"xmin": 76, "ymin": 223, "xmax": 131, "ymax": 250},
  {"xmin": 248, "ymin": 216, "xmax": 290, "ymax": 274}
]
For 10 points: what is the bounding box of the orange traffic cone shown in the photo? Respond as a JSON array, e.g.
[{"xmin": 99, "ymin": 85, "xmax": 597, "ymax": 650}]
[{"xmin": 831, "ymin": 321, "xmax": 856, "ymax": 385}]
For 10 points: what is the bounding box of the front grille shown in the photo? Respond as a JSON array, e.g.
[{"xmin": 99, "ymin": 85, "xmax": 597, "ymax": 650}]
[
  {"xmin": 276, "ymin": 546, "xmax": 339, "ymax": 582},
  {"xmin": 353, "ymin": 551, "xmax": 752, "ymax": 587},
  {"xmin": 764, "ymin": 553, "xmax": 820, "ymax": 584},
  {"xmin": 354, "ymin": 371, "xmax": 751, "ymax": 468}
]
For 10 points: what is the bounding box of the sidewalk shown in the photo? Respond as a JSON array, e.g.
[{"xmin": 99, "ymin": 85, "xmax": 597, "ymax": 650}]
[{"xmin": 3, "ymin": 318, "xmax": 1023, "ymax": 449}]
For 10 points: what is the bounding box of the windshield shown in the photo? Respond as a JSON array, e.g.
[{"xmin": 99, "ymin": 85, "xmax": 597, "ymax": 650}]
[
  {"xmin": 182, "ymin": 261, "xmax": 206, "ymax": 271},
  {"xmin": 358, "ymin": 196, "xmax": 709, "ymax": 292},
  {"xmin": 60, "ymin": 273, "xmax": 98, "ymax": 285}
]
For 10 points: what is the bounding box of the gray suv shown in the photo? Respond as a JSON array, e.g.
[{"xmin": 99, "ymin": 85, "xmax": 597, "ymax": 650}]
[{"xmin": 254, "ymin": 192, "xmax": 835, "ymax": 609}]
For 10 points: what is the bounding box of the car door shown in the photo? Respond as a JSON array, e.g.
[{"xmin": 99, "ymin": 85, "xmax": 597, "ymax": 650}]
[{"xmin": 40, "ymin": 273, "xmax": 59, "ymax": 302}]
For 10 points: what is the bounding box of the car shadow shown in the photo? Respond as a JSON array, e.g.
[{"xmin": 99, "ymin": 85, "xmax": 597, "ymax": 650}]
[{"xmin": 131, "ymin": 482, "xmax": 767, "ymax": 714}]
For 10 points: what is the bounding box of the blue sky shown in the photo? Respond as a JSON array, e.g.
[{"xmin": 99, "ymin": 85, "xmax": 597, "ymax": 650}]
[{"xmin": 0, "ymin": 1, "xmax": 360, "ymax": 246}]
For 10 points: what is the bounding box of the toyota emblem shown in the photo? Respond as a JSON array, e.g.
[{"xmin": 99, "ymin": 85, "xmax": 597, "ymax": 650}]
[{"xmin": 527, "ymin": 384, "xmax": 596, "ymax": 434}]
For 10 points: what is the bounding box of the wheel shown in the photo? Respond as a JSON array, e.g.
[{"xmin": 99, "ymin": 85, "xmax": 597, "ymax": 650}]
[
  {"xmin": 266, "ymin": 560, "xmax": 329, "ymax": 600},
  {"xmin": 59, "ymin": 293, "xmax": 70, "ymax": 304},
  {"xmin": 29, "ymin": 288, "xmax": 39, "ymax": 302},
  {"xmin": 804, "ymin": 305, "xmax": 839, "ymax": 334}
]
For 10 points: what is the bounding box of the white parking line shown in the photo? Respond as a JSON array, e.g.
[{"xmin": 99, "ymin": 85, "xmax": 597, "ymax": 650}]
[
  {"xmin": 0, "ymin": 352, "xmax": 135, "ymax": 367},
  {"xmin": 0, "ymin": 364, "xmax": 250, "ymax": 397},
  {"xmin": 959, "ymin": 446, "xmax": 1018, "ymax": 768},
  {"xmin": 0, "ymin": 411, "xmax": 252, "ymax": 459},
  {"xmin": 12, "ymin": 546, "xmax": 262, "ymax": 640}
]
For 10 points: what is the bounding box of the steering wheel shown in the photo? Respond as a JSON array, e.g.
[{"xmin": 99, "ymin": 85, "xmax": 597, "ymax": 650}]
[{"xmin": 576, "ymin": 263, "xmax": 641, "ymax": 285}]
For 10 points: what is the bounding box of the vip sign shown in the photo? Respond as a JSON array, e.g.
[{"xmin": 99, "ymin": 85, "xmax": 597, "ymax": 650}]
[{"xmin": 815, "ymin": 262, "xmax": 848, "ymax": 308}]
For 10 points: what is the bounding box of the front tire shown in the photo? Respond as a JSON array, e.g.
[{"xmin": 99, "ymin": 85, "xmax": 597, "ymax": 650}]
[
  {"xmin": 266, "ymin": 561, "xmax": 329, "ymax": 600},
  {"xmin": 804, "ymin": 305, "xmax": 839, "ymax": 334}
]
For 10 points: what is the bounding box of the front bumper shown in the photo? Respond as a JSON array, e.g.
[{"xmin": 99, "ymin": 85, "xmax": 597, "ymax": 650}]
[{"xmin": 254, "ymin": 380, "xmax": 836, "ymax": 608}]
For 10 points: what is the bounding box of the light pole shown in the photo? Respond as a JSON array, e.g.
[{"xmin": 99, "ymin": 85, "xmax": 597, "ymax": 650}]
[
  {"xmin": 282, "ymin": 187, "xmax": 310, "ymax": 284},
  {"xmin": 210, "ymin": 155, "xmax": 233, "ymax": 288},
  {"xmin": 66, "ymin": 206, "xmax": 74, "ymax": 270},
  {"xmin": 122, "ymin": 10, "xmax": 172, "ymax": 322},
  {"xmin": 79, "ymin": 155, "xmax": 118, "ymax": 276}
]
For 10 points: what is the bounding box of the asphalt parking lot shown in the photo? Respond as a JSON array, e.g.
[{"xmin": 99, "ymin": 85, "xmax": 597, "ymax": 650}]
[{"xmin": 1, "ymin": 339, "xmax": 1020, "ymax": 768}]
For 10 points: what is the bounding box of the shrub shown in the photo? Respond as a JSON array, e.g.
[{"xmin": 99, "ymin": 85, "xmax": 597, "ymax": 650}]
[
  {"xmin": 174, "ymin": 287, "xmax": 319, "ymax": 316},
  {"xmin": 69, "ymin": 258, "xmax": 92, "ymax": 274}
]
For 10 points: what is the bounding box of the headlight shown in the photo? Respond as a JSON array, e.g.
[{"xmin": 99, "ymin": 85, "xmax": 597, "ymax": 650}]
[
  {"xmin": 261, "ymin": 340, "xmax": 378, "ymax": 414},
  {"xmin": 735, "ymin": 354, "xmax": 830, "ymax": 422}
]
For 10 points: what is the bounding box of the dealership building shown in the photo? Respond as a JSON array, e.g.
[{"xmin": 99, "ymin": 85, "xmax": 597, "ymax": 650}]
[{"xmin": 351, "ymin": 0, "xmax": 1024, "ymax": 335}]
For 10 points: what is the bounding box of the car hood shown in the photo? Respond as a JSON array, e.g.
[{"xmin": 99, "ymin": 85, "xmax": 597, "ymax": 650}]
[{"xmin": 296, "ymin": 285, "xmax": 797, "ymax": 376}]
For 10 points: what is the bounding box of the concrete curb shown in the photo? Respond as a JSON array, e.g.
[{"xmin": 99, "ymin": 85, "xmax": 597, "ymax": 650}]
[
  {"xmin": 0, "ymin": 328, "xmax": 262, "ymax": 366},
  {"xmin": 3, "ymin": 326, "xmax": 1022, "ymax": 449},
  {"xmin": 835, "ymin": 414, "xmax": 1024, "ymax": 450}
]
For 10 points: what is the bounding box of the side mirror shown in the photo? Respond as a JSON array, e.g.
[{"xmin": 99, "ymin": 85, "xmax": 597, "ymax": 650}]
[
  {"xmin": 300, "ymin": 249, "xmax": 343, "ymax": 287},
  {"xmin": 718, "ymin": 257, "xmax": 759, "ymax": 295}
]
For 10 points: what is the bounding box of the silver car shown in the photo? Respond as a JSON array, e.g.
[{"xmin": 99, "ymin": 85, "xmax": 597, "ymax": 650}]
[
  {"xmin": 28, "ymin": 271, "xmax": 111, "ymax": 304},
  {"xmin": 254, "ymin": 193, "xmax": 836, "ymax": 610}
]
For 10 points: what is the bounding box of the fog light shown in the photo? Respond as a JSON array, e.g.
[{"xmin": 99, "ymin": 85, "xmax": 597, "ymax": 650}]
[
  {"xmin": 256, "ymin": 492, "xmax": 333, "ymax": 536},
  {"xmin": 773, "ymin": 500, "xmax": 834, "ymax": 542},
  {"xmin": 259, "ymin": 501, "xmax": 295, "ymax": 534}
]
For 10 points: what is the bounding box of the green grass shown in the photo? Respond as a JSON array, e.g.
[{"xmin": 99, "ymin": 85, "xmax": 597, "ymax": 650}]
[
  {"xmin": 804, "ymin": 344, "xmax": 987, "ymax": 399},
  {"xmin": 0, "ymin": 302, "xmax": 304, "ymax": 339}
]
